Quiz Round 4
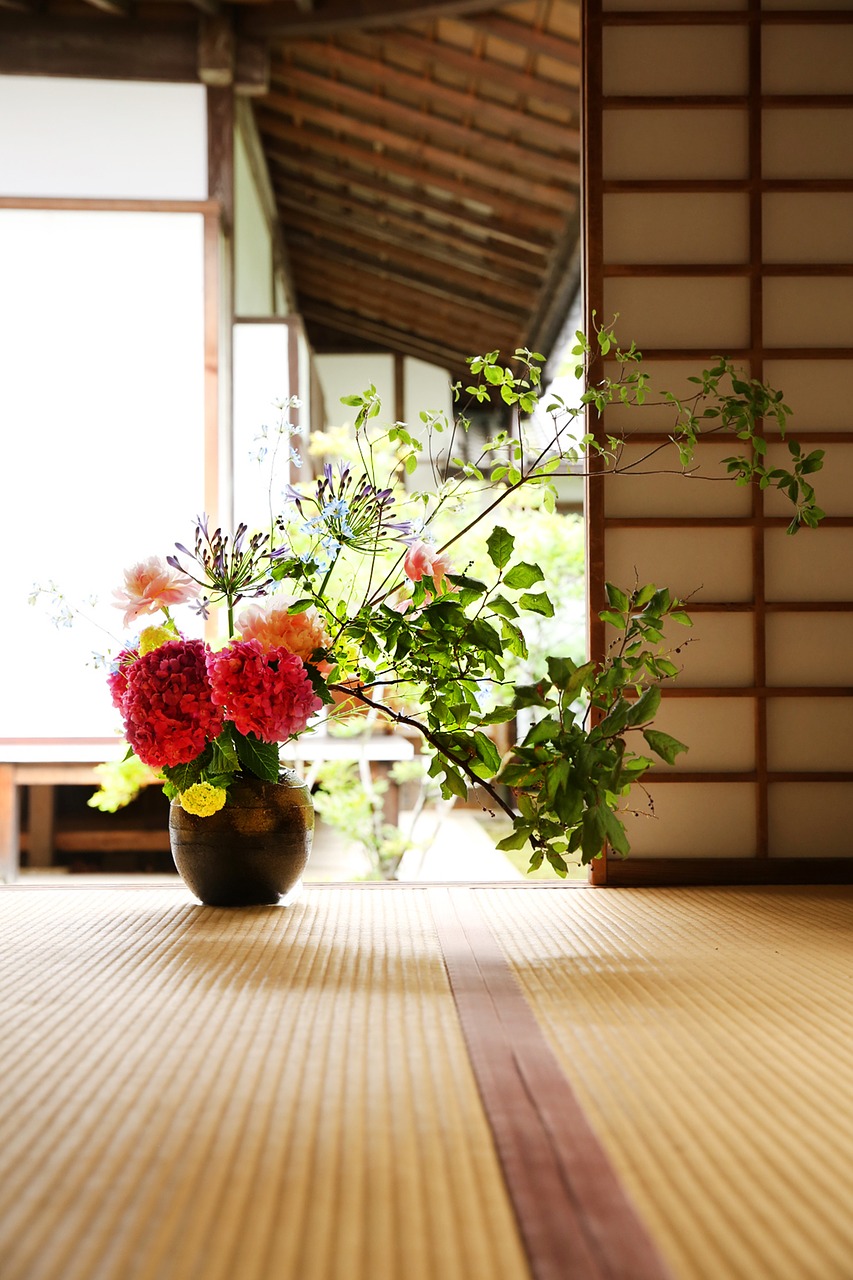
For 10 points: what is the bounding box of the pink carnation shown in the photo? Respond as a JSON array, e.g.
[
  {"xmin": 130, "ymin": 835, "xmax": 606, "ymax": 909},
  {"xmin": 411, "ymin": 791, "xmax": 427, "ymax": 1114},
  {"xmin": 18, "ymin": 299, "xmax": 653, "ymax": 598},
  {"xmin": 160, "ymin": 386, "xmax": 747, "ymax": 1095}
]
[
  {"xmin": 206, "ymin": 640, "xmax": 322, "ymax": 743},
  {"xmin": 120, "ymin": 639, "xmax": 223, "ymax": 769},
  {"xmin": 236, "ymin": 598, "xmax": 332, "ymax": 664},
  {"xmin": 113, "ymin": 557, "xmax": 198, "ymax": 628},
  {"xmin": 403, "ymin": 540, "xmax": 453, "ymax": 589}
]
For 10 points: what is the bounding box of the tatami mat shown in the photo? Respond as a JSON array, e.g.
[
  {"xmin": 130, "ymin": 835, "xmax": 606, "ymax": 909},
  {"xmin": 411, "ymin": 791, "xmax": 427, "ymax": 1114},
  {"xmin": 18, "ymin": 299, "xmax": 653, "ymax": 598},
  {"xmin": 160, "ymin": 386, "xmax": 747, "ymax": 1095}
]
[
  {"xmin": 0, "ymin": 887, "xmax": 528, "ymax": 1280},
  {"xmin": 477, "ymin": 884, "xmax": 853, "ymax": 1280},
  {"xmin": 1, "ymin": 884, "xmax": 851, "ymax": 1280}
]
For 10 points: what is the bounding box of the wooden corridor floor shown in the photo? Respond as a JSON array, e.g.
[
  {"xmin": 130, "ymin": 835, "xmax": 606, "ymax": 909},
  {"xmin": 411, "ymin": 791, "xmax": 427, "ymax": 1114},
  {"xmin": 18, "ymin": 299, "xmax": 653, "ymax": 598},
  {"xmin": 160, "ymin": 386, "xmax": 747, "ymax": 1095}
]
[{"xmin": 0, "ymin": 883, "xmax": 851, "ymax": 1280}]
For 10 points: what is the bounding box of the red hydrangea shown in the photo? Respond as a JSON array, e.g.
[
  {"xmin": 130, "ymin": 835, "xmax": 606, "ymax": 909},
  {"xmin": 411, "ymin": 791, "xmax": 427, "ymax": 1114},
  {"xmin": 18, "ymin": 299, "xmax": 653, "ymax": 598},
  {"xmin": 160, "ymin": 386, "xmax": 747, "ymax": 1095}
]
[
  {"xmin": 206, "ymin": 640, "xmax": 321, "ymax": 743},
  {"xmin": 120, "ymin": 639, "xmax": 223, "ymax": 768}
]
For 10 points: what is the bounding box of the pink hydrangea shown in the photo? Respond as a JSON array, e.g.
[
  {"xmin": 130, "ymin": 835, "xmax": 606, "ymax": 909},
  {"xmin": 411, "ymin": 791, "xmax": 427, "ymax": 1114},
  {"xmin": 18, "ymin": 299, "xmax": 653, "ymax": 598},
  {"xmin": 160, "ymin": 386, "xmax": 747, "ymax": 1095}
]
[
  {"xmin": 206, "ymin": 640, "xmax": 322, "ymax": 743},
  {"xmin": 107, "ymin": 648, "xmax": 138, "ymax": 711},
  {"xmin": 403, "ymin": 540, "xmax": 453, "ymax": 589},
  {"xmin": 113, "ymin": 557, "xmax": 199, "ymax": 628},
  {"xmin": 120, "ymin": 639, "xmax": 223, "ymax": 769},
  {"xmin": 236, "ymin": 598, "xmax": 332, "ymax": 664}
]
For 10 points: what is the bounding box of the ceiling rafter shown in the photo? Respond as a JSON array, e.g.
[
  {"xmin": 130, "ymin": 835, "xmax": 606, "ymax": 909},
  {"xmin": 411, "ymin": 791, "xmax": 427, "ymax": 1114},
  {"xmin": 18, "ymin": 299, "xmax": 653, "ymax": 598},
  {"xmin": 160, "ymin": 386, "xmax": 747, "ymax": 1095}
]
[
  {"xmin": 262, "ymin": 129, "xmax": 569, "ymax": 233},
  {"xmin": 257, "ymin": 101, "xmax": 577, "ymax": 208},
  {"xmin": 266, "ymin": 71, "xmax": 577, "ymax": 177},
  {"xmin": 239, "ymin": 0, "xmax": 502, "ymax": 38},
  {"xmin": 274, "ymin": 184, "xmax": 544, "ymax": 283},
  {"xmin": 279, "ymin": 202, "xmax": 539, "ymax": 296},
  {"xmin": 350, "ymin": 29, "xmax": 577, "ymax": 109},
  {"xmin": 0, "ymin": 0, "xmax": 584, "ymax": 381},
  {"xmin": 268, "ymin": 149, "xmax": 556, "ymax": 251},
  {"xmin": 278, "ymin": 41, "xmax": 578, "ymax": 150}
]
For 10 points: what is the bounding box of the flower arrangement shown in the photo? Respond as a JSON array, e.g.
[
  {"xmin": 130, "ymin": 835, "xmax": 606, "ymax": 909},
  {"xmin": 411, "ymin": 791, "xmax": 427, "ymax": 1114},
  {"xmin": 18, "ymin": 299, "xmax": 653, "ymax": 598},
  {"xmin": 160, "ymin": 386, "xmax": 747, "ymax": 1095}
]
[{"xmin": 98, "ymin": 322, "xmax": 824, "ymax": 871}]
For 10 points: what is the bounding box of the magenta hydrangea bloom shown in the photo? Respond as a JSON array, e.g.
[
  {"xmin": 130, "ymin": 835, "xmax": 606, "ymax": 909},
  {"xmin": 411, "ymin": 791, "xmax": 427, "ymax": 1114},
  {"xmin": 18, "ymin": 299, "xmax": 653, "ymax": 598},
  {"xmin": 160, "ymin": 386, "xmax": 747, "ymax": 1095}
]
[
  {"xmin": 107, "ymin": 648, "xmax": 138, "ymax": 712},
  {"xmin": 120, "ymin": 639, "xmax": 223, "ymax": 769},
  {"xmin": 206, "ymin": 640, "xmax": 321, "ymax": 743}
]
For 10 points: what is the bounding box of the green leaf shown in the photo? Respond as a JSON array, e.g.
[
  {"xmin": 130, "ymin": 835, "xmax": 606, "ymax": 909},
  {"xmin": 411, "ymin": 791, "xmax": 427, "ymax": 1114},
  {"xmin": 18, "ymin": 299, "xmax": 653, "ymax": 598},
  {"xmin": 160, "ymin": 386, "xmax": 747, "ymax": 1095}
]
[
  {"xmin": 233, "ymin": 730, "xmax": 281, "ymax": 783},
  {"xmin": 503, "ymin": 562, "xmax": 545, "ymax": 590},
  {"xmin": 626, "ymin": 685, "xmax": 661, "ymax": 726},
  {"xmin": 518, "ymin": 592, "xmax": 555, "ymax": 617},
  {"xmin": 488, "ymin": 595, "xmax": 519, "ymax": 620},
  {"xmin": 642, "ymin": 729, "xmax": 689, "ymax": 765},
  {"xmin": 605, "ymin": 583, "xmax": 630, "ymax": 613},
  {"xmin": 486, "ymin": 525, "xmax": 515, "ymax": 570},
  {"xmin": 599, "ymin": 609, "xmax": 627, "ymax": 630},
  {"xmin": 601, "ymin": 806, "xmax": 631, "ymax": 857},
  {"xmin": 496, "ymin": 826, "xmax": 532, "ymax": 852},
  {"xmin": 161, "ymin": 755, "xmax": 207, "ymax": 793}
]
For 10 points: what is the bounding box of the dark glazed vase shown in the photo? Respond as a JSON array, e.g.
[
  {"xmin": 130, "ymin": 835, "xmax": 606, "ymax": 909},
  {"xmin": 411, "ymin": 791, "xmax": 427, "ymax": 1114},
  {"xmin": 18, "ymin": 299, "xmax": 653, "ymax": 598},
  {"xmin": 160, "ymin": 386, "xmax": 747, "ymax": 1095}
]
[{"xmin": 169, "ymin": 771, "xmax": 314, "ymax": 907}]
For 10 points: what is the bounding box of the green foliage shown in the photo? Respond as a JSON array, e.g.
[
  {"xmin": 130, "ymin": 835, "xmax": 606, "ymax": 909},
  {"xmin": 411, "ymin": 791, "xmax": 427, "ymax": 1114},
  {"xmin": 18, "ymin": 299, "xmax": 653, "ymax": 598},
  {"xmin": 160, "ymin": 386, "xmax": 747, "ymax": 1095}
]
[
  {"xmin": 88, "ymin": 755, "xmax": 158, "ymax": 813},
  {"xmin": 86, "ymin": 321, "xmax": 824, "ymax": 874}
]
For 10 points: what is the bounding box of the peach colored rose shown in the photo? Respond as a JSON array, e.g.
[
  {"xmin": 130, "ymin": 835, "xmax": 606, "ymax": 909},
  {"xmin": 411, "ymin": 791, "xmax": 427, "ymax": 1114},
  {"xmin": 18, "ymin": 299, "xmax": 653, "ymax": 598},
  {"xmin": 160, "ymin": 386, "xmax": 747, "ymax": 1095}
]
[
  {"xmin": 403, "ymin": 540, "xmax": 452, "ymax": 588},
  {"xmin": 236, "ymin": 598, "xmax": 332, "ymax": 664},
  {"xmin": 113, "ymin": 558, "xmax": 198, "ymax": 628}
]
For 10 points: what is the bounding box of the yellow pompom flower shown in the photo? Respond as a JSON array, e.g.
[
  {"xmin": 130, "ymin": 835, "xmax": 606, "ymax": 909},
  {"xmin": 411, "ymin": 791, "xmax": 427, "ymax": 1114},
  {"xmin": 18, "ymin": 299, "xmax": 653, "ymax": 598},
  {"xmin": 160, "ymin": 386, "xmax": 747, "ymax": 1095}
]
[
  {"xmin": 179, "ymin": 782, "xmax": 228, "ymax": 818},
  {"xmin": 139, "ymin": 625, "xmax": 175, "ymax": 656}
]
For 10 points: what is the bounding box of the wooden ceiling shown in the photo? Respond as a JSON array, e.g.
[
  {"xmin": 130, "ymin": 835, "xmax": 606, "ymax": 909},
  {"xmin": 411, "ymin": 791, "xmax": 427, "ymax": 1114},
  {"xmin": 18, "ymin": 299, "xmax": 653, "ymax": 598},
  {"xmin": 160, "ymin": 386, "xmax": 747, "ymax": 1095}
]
[{"xmin": 0, "ymin": 0, "xmax": 582, "ymax": 382}]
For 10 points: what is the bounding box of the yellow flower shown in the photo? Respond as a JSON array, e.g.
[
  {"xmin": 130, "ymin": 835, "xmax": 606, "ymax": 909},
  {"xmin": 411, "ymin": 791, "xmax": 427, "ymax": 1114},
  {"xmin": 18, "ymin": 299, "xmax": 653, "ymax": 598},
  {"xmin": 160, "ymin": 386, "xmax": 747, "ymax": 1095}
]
[
  {"xmin": 139, "ymin": 625, "xmax": 175, "ymax": 656},
  {"xmin": 179, "ymin": 782, "xmax": 228, "ymax": 817}
]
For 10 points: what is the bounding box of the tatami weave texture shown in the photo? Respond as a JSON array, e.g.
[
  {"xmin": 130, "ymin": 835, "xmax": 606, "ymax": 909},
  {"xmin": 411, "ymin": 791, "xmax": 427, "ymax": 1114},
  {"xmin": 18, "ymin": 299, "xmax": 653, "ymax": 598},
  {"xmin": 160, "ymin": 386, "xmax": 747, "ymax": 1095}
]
[
  {"xmin": 0, "ymin": 887, "xmax": 528, "ymax": 1280},
  {"xmin": 478, "ymin": 884, "xmax": 853, "ymax": 1280}
]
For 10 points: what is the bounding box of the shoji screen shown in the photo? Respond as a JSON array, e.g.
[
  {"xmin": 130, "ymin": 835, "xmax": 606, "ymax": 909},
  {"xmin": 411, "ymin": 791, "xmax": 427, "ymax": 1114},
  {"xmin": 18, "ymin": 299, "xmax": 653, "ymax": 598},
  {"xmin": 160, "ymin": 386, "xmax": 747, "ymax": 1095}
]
[{"xmin": 586, "ymin": 0, "xmax": 853, "ymax": 883}]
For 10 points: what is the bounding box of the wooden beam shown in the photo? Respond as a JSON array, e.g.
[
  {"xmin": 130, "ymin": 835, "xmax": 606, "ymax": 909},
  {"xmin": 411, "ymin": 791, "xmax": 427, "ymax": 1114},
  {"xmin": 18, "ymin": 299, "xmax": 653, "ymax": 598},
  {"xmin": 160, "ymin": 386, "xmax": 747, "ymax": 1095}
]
[
  {"xmin": 241, "ymin": 0, "xmax": 503, "ymax": 39},
  {"xmin": 279, "ymin": 42, "xmax": 578, "ymax": 151},
  {"xmin": 352, "ymin": 29, "xmax": 580, "ymax": 108},
  {"xmin": 198, "ymin": 15, "xmax": 235, "ymax": 88},
  {"xmin": 256, "ymin": 101, "xmax": 577, "ymax": 208},
  {"xmin": 263, "ymin": 131, "xmax": 567, "ymax": 235},
  {"xmin": 279, "ymin": 203, "xmax": 539, "ymax": 297},
  {"xmin": 302, "ymin": 301, "xmax": 462, "ymax": 370},
  {"xmin": 294, "ymin": 255, "xmax": 521, "ymax": 338},
  {"xmin": 273, "ymin": 180, "xmax": 546, "ymax": 280},
  {"xmin": 0, "ymin": 0, "xmax": 40, "ymax": 13},
  {"xmin": 287, "ymin": 237, "xmax": 525, "ymax": 322},
  {"xmin": 269, "ymin": 68, "xmax": 578, "ymax": 175},
  {"xmin": 462, "ymin": 13, "xmax": 582, "ymax": 66},
  {"xmin": 0, "ymin": 17, "xmax": 198, "ymax": 81}
]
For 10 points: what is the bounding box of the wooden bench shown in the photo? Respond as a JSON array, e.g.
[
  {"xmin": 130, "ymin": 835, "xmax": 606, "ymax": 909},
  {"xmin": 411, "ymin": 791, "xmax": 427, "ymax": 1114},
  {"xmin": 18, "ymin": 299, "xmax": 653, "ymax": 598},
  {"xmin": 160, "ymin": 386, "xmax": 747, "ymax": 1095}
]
[{"xmin": 0, "ymin": 734, "xmax": 415, "ymax": 883}]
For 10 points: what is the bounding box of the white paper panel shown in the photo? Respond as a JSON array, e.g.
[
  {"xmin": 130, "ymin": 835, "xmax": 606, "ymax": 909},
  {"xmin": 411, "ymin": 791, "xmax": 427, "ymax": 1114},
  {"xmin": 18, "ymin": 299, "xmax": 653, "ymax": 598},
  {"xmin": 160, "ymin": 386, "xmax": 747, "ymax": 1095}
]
[
  {"xmin": 605, "ymin": 528, "xmax": 754, "ymax": 602},
  {"xmin": 765, "ymin": 529, "xmax": 853, "ymax": 602},
  {"xmin": 601, "ymin": 359, "xmax": 744, "ymax": 433},
  {"xmin": 651, "ymin": 697, "xmax": 755, "ymax": 771},
  {"xmin": 234, "ymin": 130, "xmax": 274, "ymax": 318},
  {"xmin": 316, "ymin": 353, "xmax": 395, "ymax": 431},
  {"xmin": 603, "ymin": 278, "xmax": 750, "ymax": 350},
  {"xmin": 768, "ymin": 783, "xmax": 853, "ymax": 858},
  {"xmin": 766, "ymin": 613, "xmax": 853, "ymax": 687},
  {"xmin": 618, "ymin": 784, "xmax": 756, "ymax": 857},
  {"xmin": 603, "ymin": 27, "xmax": 748, "ymax": 96},
  {"xmin": 763, "ymin": 26, "xmax": 853, "ymax": 94},
  {"xmin": 603, "ymin": 110, "xmax": 748, "ymax": 180},
  {"xmin": 604, "ymin": 193, "xmax": 749, "ymax": 265},
  {"xmin": 764, "ymin": 278, "xmax": 853, "ymax": 349},
  {"xmin": 604, "ymin": 441, "xmax": 752, "ymax": 519},
  {"xmin": 767, "ymin": 699, "xmax": 853, "ymax": 772},
  {"xmin": 763, "ymin": 109, "xmax": 853, "ymax": 179},
  {"xmin": 667, "ymin": 611, "xmax": 755, "ymax": 688},
  {"xmin": 763, "ymin": 361, "xmax": 853, "ymax": 433},
  {"xmin": 0, "ymin": 210, "xmax": 206, "ymax": 738},
  {"xmin": 0, "ymin": 77, "xmax": 207, "ymax": 200},
  {"xmin": 764, "ymin": 443, "xmax": 853, "ymax": 519},
  {"xmin": 763, "ymin": 193, "xmax": 853, "ymax": 264}
]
